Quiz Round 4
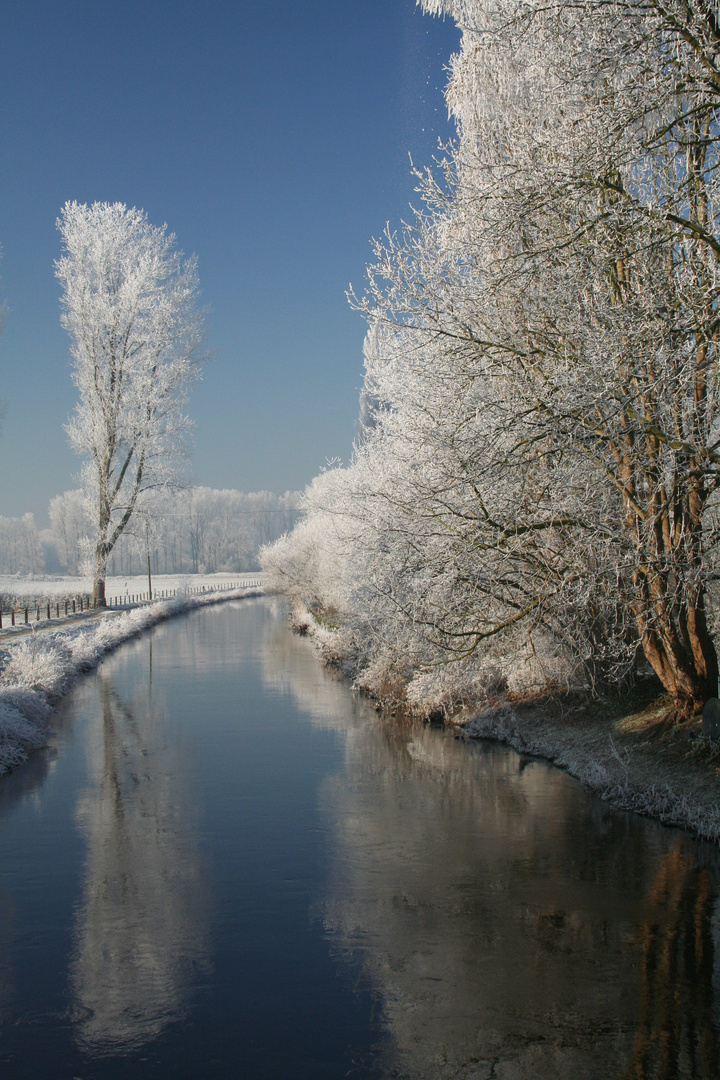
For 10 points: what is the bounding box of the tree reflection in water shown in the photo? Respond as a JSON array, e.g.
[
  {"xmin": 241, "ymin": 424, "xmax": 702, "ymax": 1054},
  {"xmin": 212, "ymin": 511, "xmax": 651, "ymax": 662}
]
[
  {"xmin": 259, "ymin": 623, "xmax": 720, "ymax": 1080},
  {"xmin": 624, "ymin": 843, "xmax": 719, "ymax": 1080},
  {"xmin": 70, "ymin": 651, "xmax": 208, "ymax": 1054}
]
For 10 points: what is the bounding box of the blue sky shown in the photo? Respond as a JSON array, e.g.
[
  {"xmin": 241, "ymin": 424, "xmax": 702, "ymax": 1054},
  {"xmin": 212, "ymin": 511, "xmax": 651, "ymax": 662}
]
[{"xmin": 0, "ymin": 1, "xmax": 459, "ymax": 525}]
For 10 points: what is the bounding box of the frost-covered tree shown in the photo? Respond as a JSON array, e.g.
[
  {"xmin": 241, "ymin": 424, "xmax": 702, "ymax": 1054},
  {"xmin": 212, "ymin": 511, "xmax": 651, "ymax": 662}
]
[
  {"xmin": 42, "ymin": 485, "xmax": 301, "ymax": 578},
  {"xmin": 48, "ymin": 489, "xmax": 92, "ymax": 574},
  {"xmin": 409, "ymin": 0, "xmax": 720, "ymax": 719},
  {"xmin": 56, "ymin": 202, "xmax": 204, "ymax": 607},
  {"xmin": 266, "ymin": 0, "xmax": 720, "ymax": 722},
  {"xmin": 0, "ymin": 513, "xmax": 43, "ymax": 576}
]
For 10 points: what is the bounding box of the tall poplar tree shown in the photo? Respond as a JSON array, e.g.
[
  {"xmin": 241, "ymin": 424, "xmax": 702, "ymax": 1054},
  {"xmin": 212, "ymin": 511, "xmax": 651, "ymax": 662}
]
[{"xmin": 56, "ymin": 201, "xmax": 204, "ymax": 607}]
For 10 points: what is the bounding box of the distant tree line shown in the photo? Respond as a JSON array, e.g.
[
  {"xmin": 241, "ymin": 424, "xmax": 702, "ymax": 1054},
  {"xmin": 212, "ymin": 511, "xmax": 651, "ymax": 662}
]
[
  {"xmin": 0, "ymin": 514, "xmax": 43, "ymax": 577},
  {"xmin": 0, "ymin": 488, "xmax": 300, "ymax": 578}
]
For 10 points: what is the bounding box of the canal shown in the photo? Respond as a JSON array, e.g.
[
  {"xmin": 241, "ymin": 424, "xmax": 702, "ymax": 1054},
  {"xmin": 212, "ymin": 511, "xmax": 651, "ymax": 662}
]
[{"xmin": 0, "ymin": 596, "xmax": 717, "ymax": 1078}]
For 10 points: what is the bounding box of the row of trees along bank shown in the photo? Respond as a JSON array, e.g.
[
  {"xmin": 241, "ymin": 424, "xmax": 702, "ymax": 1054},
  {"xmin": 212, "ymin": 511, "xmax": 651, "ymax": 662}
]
[
  {"xmin": 262, "ymin": 0, "xmax": 720, "ymax": 723},
  {"xmin": 0, "ymin": 489, "xmax": 300, "ymax": 578}
]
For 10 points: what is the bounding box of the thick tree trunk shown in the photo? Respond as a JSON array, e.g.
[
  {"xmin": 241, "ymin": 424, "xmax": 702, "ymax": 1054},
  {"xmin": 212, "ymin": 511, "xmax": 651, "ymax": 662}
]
[
  {"xmin": 92, "ymin": 578, "xmax": 107, "ymax": 609},
  {"xmin": 93, "ymin": 544, "xmax": 108, "ymax": 609},
  {"xmin": 635, "ymin": 586, "xmax": 718, "ymax": 721},
  {"xmin": 621, "ymin": 443, "xmax": 718, "ymax": 721}
]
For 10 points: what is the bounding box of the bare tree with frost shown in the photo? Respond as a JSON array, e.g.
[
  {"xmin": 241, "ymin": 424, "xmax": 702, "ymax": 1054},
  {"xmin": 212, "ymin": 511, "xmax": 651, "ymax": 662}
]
[
  {"xmin": 56, "ymin": 202, "xmax": 204, "ymax": 607},
  {"xmin": 430, "ymin": 0, "xmax": 720, "ymax": 719},
  {"xmin": 266, "ymin": 0, "xmax": 720, "ymax": 721},
  {"xmin": 345, "ymin": 0, "xmax": 720, "ymax": 719}
]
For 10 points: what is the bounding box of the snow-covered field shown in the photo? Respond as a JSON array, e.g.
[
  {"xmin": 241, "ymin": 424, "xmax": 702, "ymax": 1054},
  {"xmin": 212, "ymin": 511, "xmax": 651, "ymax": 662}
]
[
  {"xmin": 0, "ymin": 572, "xmax": 264, "ymax": 602},
  {"xmin": 0, "ymin": 585, "xmax": 263, "ymax": 776}
]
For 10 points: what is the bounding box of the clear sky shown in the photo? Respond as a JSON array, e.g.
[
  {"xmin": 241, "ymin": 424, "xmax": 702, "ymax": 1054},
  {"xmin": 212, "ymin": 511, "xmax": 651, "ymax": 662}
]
[{"xmin": 0, "ymin": 0, "xmax": 460, "ymax": 525}]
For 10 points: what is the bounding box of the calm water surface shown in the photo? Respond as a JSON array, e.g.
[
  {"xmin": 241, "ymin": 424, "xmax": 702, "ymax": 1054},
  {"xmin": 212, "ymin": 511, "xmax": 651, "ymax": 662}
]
[{"xmin": 0, "ymin": 597, "xmax": 718, "ymax": 1079}]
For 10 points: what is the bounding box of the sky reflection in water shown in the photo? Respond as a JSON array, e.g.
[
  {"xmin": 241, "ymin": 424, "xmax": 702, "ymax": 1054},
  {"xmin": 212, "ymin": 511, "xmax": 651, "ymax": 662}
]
[{"xmin": 0, "ymin": 597, "xmax": 717, "ymax": 1078}]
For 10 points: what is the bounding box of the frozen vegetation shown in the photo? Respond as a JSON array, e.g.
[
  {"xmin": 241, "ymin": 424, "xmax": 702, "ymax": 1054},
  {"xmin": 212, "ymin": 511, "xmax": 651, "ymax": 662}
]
[
  {"xmin": 0, "ymin": 489, "xmax": 300, "ymax": 578},
  {"xmin": 0, "ymin": 585, "xmax": 261, "ymax": 775},
  {"xmin": 56, "ymin": 202, "xmax": 205, "ymax": 608},
  {"xmin": 262, "ymin": 0, "xmax": 720, "ymax": 837},
  {"xmin": 0, "ymin": 207, "xmax": 297, "ymax": 603}
]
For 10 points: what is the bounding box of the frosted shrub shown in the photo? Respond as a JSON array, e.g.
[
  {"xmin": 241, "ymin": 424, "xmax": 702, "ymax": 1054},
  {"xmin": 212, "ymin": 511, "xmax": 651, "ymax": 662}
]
[
  {"xmin": 68, "ymin": 631, "xmax": 102, "ymax": 670},
  {"xmin": 3, "ymin": 634, "xmax": 71, "ymax": 695},
  {"xmin": 288, "ymin": 604, "xmax": 313, "ymax": 636},
  {"xmin": 405, "ymin": 660, "xmax": 509, "ymax": 721},
  {"xmin": 0, "ymin": 686, "xmax": 52, "ymax": 728},
  {"xmin": 353, "ymin": 653, "xmax": 414, "ymax": 711},
  {"xmin": 312, "ymin": 624, "xmax": 355, "ymax": 673},
  {"xmin": 0, "ymin": 699, "xmax": 48, "ymax": 770},
  {"xmin": 176, "ymin": 576, "xmax": 193, "ymax": 598},
  {"xmin": 501, "ymin": 636, "xmax": 574, "ymax": 700}
]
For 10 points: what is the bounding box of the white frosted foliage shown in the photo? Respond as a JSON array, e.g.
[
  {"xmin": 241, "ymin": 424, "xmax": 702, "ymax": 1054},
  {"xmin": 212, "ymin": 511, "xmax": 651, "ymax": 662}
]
[
  {"xmin": 56, "ymin": 202, "xmax": 204, "ymax": 606},
  {"xmin": 264, "ymin": 0, "xmax": 720, "ymax": 721}
]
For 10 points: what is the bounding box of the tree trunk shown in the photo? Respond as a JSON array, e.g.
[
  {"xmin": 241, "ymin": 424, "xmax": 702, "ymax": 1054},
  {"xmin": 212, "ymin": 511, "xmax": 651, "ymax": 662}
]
[
  {"xmin": 635, "ymin": 585, "xmax": 718, "ymax": 721},
  {"xmin": 93, "ymin": 545, "xmax": 108, "ymax": 608},
  {"xmin": 621, "ymin": 448, "xmax": 718, "ymax": 721}
]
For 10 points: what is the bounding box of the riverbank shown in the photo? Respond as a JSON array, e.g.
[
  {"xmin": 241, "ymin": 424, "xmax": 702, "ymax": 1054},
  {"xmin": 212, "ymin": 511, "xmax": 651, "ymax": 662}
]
[
  {"xmin": 456, "ymin": 691, "xmax": 720, "ymax": 845},
  {"xmin": 0, "ymin": 586, "xmax": 263, "ymax": 775},
  {"xmin": 290, "ymin": 603, "xmax": 720, "ymax": 846}
]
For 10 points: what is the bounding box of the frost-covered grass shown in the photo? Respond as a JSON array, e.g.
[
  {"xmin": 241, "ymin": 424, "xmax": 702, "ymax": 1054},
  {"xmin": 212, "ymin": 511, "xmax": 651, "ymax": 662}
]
[
  {"xmin": 458, "ymin": 700, "xmax": 720, "ymax": 845},
  {"xmin": 0, "ymin": 586, "xmax": 262, "ymax": 776}
]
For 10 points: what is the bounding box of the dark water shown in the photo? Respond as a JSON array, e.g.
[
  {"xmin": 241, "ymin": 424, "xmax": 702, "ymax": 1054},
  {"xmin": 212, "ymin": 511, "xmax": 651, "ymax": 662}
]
[{"xmin": 0, "ymin": 598, "xmax": 718, "ymax": 1079}]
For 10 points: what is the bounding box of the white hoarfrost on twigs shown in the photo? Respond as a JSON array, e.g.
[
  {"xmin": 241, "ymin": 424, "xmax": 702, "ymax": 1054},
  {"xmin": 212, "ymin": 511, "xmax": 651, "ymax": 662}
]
[
  {"xmin": 260, "ymin": 0, "xmax": 720, "ymax": 842},
  {"xmin": 263, "ymin": 0, "xmax": 720, "ymax": 729},
  {"xmin": 0, "ymin": 588, "xmax": 261, "ymax": 775}
]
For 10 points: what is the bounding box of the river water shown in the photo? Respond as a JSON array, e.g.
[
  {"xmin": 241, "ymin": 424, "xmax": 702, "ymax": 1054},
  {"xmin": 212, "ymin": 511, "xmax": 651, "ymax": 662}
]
[{"xmin": 0, "ymin": 597, "xmax": 718, "ymax": 1079}]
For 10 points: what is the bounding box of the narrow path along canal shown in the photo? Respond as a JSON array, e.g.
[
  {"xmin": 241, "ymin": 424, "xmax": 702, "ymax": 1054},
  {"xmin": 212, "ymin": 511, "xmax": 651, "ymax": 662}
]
[{"xmin": 0, "ymin": 596, "xmax": 718, "ymax": 1079}]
